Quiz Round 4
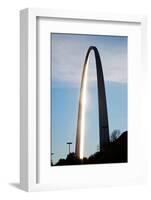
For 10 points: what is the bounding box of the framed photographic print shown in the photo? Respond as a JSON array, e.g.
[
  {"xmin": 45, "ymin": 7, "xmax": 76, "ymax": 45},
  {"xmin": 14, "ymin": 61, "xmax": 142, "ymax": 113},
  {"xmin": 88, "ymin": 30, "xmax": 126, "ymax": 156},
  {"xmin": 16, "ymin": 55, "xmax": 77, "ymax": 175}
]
[{"xmin": 20, "ymin": 8, "xmax": 147, "ymax": 191}]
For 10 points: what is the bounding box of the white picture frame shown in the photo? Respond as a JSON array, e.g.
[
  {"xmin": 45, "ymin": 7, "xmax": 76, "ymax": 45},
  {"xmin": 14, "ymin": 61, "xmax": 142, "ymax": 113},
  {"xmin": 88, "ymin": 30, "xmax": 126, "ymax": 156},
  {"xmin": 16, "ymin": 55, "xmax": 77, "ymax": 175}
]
[{"xmin": 20, "ymin": 8, "xmax": 147, "ymax": 192}]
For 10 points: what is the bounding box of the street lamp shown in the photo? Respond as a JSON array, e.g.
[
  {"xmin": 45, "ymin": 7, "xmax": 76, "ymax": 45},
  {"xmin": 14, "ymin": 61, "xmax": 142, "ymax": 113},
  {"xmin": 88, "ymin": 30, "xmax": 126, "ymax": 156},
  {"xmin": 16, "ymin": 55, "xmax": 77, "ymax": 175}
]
[{"xmin": 66, "ymin": 142, "xmax": 72, "ymax": 154}]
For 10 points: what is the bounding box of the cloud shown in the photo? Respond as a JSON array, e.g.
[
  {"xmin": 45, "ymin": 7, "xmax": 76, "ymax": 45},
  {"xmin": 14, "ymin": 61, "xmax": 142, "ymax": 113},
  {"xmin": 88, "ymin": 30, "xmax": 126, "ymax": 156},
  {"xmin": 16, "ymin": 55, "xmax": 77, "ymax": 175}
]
[{"xmin": 51, "ymin": 34, "xmax": 127, "ymax": 87}]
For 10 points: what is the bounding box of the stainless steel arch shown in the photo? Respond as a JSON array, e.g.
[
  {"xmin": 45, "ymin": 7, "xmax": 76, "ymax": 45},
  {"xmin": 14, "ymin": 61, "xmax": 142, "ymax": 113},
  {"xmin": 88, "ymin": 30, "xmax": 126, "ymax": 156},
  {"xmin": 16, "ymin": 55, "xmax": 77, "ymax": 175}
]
[{"xmin": 75, "ymin": 46, "xmax": 109, "ymax": 159}]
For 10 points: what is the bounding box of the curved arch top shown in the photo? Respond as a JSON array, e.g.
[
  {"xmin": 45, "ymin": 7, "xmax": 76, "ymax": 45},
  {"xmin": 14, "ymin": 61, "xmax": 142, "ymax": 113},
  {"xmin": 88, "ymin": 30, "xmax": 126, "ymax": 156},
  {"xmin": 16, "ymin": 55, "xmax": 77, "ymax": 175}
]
[{"xmin": 75, "ymin": 46, "xmax": 109, "ymax": 159}]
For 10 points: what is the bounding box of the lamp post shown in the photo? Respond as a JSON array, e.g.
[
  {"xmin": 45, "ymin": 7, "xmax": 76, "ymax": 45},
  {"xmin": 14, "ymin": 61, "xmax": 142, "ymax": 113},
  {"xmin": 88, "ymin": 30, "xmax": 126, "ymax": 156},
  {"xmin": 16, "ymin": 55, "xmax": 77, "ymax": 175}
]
[{"xmin": 67, "ymin": 142, "xmax": 72, "ymax": 155}]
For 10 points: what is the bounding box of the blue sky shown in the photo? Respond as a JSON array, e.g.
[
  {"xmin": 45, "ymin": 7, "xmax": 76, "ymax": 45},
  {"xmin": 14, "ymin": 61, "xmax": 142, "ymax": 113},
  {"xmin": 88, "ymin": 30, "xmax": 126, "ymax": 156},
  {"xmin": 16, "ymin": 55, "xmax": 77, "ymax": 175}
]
[{"xmin": 51, "ymin": 33, "xmax": 128, "ymax": 164}]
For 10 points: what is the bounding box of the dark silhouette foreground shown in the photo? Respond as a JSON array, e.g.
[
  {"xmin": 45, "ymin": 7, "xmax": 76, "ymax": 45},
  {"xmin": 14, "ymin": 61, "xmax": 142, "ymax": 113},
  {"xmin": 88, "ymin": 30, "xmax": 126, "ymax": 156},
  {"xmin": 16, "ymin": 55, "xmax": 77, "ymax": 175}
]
[{"xmin": 53, "ymin": 131, "xmax": 127, "ymax": 166}]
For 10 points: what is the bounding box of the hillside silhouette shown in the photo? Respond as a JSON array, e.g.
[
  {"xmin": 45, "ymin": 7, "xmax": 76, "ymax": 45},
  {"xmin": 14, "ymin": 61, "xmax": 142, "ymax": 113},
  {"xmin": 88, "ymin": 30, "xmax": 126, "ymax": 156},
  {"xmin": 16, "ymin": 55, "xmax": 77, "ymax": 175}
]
[{"xmin": 53, "ymin": 131, "xmax": 127, "ymax": 166}]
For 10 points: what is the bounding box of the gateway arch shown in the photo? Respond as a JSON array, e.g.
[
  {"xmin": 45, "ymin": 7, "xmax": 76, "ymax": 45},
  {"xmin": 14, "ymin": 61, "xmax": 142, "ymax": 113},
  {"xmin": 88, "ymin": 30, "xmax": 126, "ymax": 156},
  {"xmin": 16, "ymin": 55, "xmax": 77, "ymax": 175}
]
[{"xmin": 75, "ymin": 46, "xmax": 109, "ymax": 159}]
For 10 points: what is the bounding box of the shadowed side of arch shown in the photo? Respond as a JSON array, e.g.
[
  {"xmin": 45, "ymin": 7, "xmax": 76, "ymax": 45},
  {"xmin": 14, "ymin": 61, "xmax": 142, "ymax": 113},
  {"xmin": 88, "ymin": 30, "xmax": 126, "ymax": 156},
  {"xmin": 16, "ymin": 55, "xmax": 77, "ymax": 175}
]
[{"xmin": 75, "ymin": 46, "xmax": 110, "ymax": 159}]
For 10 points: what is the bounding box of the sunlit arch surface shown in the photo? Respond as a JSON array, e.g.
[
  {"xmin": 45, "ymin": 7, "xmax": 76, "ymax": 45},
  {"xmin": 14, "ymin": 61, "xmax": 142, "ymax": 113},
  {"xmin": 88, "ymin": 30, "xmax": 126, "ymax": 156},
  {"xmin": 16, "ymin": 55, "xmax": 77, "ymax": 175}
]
[{"xmin": 75, "ymin": 46, "xmax": 109, "ymax": 159}]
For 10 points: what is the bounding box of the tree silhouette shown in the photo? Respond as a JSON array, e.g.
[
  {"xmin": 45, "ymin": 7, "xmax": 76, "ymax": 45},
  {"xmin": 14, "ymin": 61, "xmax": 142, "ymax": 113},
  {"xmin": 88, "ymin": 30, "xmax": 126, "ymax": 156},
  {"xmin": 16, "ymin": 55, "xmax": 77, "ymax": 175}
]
[
  {"xmin": 53, "ymin": 131, "xmax": 127, "ymax": 166},
  {"xmin": 110, "ymin": 129, "xmax": 121, "ymax": 142}
]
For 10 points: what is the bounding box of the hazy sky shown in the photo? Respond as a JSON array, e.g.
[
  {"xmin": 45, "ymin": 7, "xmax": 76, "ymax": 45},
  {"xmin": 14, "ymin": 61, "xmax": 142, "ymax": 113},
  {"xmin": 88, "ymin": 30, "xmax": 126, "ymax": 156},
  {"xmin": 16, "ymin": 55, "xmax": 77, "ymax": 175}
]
[{"xmin": 51, "ymin": 33, "xmax": 128, "ymax": 164}]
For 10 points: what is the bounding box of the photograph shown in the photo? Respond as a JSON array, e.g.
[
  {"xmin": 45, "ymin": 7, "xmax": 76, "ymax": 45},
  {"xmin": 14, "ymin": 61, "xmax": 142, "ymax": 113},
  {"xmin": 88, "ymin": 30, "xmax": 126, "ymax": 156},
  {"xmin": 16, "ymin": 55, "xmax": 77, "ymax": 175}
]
[{"xmin": 51, "ymin": 33, "xmax": 128, "ymax": 166}]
